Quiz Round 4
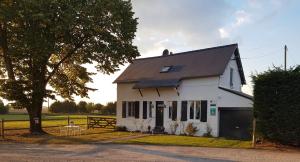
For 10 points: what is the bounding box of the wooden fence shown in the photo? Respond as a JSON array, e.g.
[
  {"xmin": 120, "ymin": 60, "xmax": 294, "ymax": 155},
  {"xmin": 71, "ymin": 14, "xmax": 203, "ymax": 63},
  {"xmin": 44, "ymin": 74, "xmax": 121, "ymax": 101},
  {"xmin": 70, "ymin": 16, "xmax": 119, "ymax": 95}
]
[
  {"xmin": 0, "ymin": 116, "xmax": 116, "ymax": 138},
  {"xmin": 87, "ymin": 116, "xmax": 116, "ymax": 129}
]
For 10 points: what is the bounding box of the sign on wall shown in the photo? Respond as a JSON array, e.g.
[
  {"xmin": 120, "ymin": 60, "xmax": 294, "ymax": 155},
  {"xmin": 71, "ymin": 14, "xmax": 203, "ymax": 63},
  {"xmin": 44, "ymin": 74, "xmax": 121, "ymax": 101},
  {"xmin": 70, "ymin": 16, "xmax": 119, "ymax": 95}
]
[{"xmin": 210, "ymin": 104, "xmax": 216, "ymax": 116}]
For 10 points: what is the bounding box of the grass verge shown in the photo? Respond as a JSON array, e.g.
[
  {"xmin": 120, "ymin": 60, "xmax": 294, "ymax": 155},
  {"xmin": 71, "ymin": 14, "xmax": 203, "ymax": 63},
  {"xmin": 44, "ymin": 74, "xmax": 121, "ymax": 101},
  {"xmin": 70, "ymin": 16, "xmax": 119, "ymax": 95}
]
[{"xmin": 114, "ymin": 135, "xmax": 252, "ymax": 148}]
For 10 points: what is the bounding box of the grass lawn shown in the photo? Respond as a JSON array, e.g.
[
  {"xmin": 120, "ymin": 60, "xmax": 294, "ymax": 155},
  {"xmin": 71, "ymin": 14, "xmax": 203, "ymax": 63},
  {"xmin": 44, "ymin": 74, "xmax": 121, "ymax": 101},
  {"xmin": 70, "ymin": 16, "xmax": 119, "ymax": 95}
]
[
  {"xmin": 1, "ymin": 128, "xmax": 142, "ymax": 144},
  {"xmin": 115, "ymin": 135, "xmax": 252, "ymax": 148},
  {"xmin": 0, "ymin": 114, "xmax": 115, "ymax": 129}
]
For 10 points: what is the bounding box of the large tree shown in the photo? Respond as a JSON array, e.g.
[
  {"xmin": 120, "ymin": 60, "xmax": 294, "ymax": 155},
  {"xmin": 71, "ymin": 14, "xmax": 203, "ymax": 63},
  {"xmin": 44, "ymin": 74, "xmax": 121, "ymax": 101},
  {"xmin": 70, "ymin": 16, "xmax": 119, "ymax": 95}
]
[{"xmin": 0, "ymin": 0, "xmax": 139, "ymax": 134}]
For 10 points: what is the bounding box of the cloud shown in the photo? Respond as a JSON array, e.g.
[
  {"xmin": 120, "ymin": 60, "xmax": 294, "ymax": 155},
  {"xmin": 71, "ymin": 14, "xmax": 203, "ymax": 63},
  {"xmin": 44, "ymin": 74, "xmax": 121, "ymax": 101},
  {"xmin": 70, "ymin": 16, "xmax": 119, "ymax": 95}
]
[
  {"xmin": 132, "ymin": 0, "xmax": 234, "ymax": 57},
  {"xmin": 218, "ymin": 10, "xmax": 251, "ymax": 39},
  {"xmin": 218, "ymin": 28, "xmax": 230, "ymax": 38}
]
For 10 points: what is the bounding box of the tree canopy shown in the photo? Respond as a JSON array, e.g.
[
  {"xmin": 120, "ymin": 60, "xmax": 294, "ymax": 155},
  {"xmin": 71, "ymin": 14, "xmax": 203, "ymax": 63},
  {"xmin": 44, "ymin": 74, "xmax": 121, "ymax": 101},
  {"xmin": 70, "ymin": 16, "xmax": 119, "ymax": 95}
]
[{"xmin": 0, "ymin": 0, "xmax": 139, "ymax": 133}]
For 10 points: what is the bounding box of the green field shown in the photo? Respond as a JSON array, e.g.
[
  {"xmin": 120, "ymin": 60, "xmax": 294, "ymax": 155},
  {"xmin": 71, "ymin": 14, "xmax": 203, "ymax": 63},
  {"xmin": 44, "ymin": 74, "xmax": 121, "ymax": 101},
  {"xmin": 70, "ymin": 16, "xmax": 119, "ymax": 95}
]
[
  {"xmin": 0, "ymin": 114, "xmax": 114, "ymax": 120},
  {"xmin": 0, "ymin": 114, "xmax": 115, "ymax": 129}
]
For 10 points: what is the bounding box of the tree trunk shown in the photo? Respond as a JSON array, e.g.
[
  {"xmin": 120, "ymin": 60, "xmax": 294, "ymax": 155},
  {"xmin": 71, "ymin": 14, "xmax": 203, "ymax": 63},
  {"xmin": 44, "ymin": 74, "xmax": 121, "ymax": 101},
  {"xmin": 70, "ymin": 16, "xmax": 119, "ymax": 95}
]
[{"xmin": 27, "ymin": 97, "xmax": 46, "ymax": 134}]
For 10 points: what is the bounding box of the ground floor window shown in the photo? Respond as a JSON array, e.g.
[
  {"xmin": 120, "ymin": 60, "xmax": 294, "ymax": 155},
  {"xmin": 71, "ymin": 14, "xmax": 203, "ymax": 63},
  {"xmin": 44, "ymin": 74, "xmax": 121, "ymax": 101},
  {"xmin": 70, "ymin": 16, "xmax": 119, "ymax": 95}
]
[
  {"xmin": 186, "ymin": 100, "xmax": 208, "ymax": 122},
  {"xmin": 168, "ymin": 101, "xmax": 177, "ymax": 121},
  {"xmin": 122, "ymin": 101, "xmax": 140, "ymax": 118}
]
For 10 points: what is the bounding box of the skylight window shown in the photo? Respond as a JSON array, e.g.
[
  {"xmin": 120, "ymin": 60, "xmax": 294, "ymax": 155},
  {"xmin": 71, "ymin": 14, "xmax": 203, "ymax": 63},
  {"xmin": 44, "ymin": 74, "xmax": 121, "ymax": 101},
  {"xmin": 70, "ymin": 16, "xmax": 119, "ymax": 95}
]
[{"xmin": 160, "ymin": 66, "xmax": 172, "ymax": 73}]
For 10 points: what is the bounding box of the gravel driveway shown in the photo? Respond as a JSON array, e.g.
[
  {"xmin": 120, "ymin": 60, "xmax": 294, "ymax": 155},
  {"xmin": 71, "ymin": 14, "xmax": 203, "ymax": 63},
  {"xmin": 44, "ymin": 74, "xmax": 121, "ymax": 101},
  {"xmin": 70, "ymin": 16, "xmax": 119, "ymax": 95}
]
[{"xmin": 0, "ymin": 143, "xmax": 299, "ymax": 162}]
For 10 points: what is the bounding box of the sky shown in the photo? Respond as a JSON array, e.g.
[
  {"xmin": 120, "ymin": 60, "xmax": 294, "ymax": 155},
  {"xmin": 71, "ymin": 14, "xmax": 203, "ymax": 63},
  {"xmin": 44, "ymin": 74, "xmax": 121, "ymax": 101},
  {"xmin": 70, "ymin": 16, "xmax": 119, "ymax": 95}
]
[{"xmin": 66, "ymin": 0, "xmax": 300, "ymax": 105}]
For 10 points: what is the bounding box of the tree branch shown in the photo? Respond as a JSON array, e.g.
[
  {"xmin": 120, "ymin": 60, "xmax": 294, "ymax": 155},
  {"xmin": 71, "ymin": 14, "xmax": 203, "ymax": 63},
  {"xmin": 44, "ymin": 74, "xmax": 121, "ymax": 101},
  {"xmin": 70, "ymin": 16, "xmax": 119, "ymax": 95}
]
[
  {"xmin": 45, "ymin": 42, "xmax": 83, "ymax": 83},
  {"xmin": 0, "ymin": 22, "xmax": 15, "ymax": 80}
]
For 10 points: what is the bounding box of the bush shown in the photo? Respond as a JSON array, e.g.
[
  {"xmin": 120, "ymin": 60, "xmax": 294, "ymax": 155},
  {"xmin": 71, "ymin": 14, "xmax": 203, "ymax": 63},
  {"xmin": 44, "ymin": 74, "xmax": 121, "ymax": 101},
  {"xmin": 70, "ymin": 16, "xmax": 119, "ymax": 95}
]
[
  {"xmin": 253, "ymin": 66, "xmax": 300, "ymax": 146},
  {"xmin": 203, "ymin": 125, "xmax": 213, "ymax": 137},
  {"xmin": 115, "ymin": 126, "xmax": 127, "ymax": 131},
  {"xmin": 185, "ymin": 122, "xmax": 198, "ymax": 136},
  {"xmin": 0, "ymin": 100, "xmax": 8, "ymax": 114}
]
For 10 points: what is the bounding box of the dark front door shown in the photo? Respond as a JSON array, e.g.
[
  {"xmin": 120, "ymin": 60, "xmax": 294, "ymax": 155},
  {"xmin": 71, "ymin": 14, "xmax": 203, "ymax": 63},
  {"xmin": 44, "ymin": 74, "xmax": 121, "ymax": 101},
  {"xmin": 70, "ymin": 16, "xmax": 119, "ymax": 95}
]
[
  {"xmin": 155, "ymin": 101, "xmax": 164, "ymax": 127},
  {"xmin": 219, "ymin": 108, "xmax": 253, "ymax": 140}
]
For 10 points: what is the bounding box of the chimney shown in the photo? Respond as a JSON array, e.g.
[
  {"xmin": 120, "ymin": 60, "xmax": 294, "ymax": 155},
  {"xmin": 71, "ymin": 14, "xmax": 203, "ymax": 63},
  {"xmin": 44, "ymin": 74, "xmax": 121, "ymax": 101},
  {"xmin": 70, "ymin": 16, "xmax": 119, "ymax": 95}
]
[{"xmin": 162, "ymin": 49, "xmax": 169, "ymax": 56}]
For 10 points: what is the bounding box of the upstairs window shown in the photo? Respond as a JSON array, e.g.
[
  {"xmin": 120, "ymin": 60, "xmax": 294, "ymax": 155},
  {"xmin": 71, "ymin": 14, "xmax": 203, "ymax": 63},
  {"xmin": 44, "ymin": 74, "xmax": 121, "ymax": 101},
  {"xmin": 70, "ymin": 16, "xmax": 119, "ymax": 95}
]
[
  {"xmin": 230, "ymin": 68, "xmax": 234, "ymax": 88},
  {"xmin": 160, "ymin": 66, "xmax": 172, "ymax": 73}
]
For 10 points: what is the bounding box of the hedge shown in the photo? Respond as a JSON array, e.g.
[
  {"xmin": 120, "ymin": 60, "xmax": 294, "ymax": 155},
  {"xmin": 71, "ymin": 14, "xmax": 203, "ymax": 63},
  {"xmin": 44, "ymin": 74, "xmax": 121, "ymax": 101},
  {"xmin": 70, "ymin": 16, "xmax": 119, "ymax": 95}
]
[{"xmin": 253, "ymin": 66, "xmax": 300, "ymax": 146}]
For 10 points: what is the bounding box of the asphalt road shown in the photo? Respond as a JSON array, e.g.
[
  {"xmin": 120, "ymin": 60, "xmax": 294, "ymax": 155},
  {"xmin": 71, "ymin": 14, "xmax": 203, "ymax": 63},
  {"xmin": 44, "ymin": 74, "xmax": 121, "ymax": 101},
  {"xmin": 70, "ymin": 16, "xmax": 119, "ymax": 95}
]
[{"xmin": 0, "ymin": 143, "xmax": 299, "ymax": 162}]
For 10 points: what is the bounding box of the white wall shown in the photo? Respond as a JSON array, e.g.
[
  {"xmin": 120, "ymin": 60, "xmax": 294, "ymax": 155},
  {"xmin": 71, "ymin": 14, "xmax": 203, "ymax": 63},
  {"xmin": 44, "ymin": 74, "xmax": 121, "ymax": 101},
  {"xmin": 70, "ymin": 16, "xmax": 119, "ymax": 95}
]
[
  {"xmin": 116, "ymin": 77, "xmax": 220, "ymax": 137},
  {"xmin": 217, "ymin": 89, "xmax": 253, "ymax": 108},
  {"xmin": 219, "ymin": 54, "xmax": 242, "ymax": 91}
]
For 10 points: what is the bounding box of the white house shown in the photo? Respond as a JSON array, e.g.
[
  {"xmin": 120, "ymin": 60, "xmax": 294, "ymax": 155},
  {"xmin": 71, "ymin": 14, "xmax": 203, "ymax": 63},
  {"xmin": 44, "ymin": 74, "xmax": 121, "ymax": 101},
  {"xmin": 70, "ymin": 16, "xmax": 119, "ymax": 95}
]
[{"xmin": 114, "ymin": 44, "xmax": 253, "ymax": 139}]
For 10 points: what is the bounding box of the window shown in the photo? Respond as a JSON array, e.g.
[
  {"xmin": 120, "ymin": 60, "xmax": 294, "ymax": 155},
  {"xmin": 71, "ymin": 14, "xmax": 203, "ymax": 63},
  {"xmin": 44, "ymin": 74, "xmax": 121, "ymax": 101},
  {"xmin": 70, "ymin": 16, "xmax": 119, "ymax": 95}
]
[
  {"xmin": 128, "ymin": 102, "xmax": 135, "ymax": 117},
  {"xmin": 230, "ymin": 68, "xmax": 234, "ymax": 88},
  {"xmin": 143, "ymin": 101, "xmax": 147, "ymax": 119},
  {"xmin": 127, "ymin": 101, "xmax": 139, "ymax": 118},
  {"xmin": 189, "ymin": 101, "xmax": 194, "ymax": 119},
  {"xmin": 168, "ymin": 101, "xmax": 177, "ymax": 121},
  {"xmin": 183, "ymin": 100, "xmax": 206, "ymax": 121},
  {"xmin": 195, "ymin": 101, "xmax": 201, "ymax": 119},
  {"xmin": 160, "ymin": 66, "xmax": 172, "ymax": 73},
  {"xmin": 181, "ymin": 101, "xmax": 187, "ymax": 121},
  {"xmin": 200, "ymin": 100, "xmax": 207, "ymax": 122}
]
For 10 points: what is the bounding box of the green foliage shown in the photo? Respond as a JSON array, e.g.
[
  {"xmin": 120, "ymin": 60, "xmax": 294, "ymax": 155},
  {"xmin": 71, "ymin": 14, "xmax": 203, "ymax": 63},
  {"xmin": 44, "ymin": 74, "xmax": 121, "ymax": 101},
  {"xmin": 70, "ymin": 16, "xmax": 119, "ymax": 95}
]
[
  {"xmin": 0, "ymin": 99, "xmax": 8, "ymax": 114},
  {"xmin": 185, "ymin": 122, "xmax": 198, "ymax": 136},
  {"xmin": 77, "ymin": 101, "xmax": 88, "ymax": 113},
  {"xmin": 0, "ymin": 0, "xmax": 138, "ymax": 132},
  {"xmin": 101, "ymin": 102, "xmax": 116, "ymax": 115},
  {"xmin": 49, "ymin": 101, "xmax": 77, "ymax": 113},
  {"xmin": 49, "ymin": 100, "xmax": 115, "ymax": 114},
  {"xmin": 253, "ymin": 66, "xmax": 300, "ymax": 146},
  {"xmin": 203, "ymin": 125, "xmax": 213, "ymax": 137}
]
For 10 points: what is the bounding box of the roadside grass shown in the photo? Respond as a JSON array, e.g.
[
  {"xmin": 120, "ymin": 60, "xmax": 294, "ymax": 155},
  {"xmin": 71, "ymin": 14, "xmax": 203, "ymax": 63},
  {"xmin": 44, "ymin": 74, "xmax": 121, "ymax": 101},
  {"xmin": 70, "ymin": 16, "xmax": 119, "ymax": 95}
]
[
  {"xmin": 114, "ymin": 135, "xmax": 252, "ymax": 148},
  {"xmin": 2, "ymin": 128, "xmax": 141, "ymax": 144}
]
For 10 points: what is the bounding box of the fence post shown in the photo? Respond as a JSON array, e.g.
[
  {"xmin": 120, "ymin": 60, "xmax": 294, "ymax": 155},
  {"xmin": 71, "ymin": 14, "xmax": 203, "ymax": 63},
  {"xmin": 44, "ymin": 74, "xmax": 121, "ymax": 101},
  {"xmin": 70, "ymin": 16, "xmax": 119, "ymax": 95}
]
[
  {"xmin": 1, "ymin": 119, "xmax": 4, "ymax": 139},
  {"xmin": 67, "ymin": 116, "xmax": 70, "ymax": 125},
  {"xmin": 252, "ymin": 118, "xmax": 256, "ymax": 148},
  {"xmin": 87, "ymin": 116, "xmax": 89, "ymax": 129}
]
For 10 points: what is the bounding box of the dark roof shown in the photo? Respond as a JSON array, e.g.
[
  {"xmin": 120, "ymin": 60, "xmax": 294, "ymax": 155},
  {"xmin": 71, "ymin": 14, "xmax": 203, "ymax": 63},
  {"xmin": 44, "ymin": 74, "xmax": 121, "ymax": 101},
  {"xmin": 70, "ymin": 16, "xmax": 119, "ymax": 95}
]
[
  {"xmin": 219, "ymin": 86, "xmax": 253, "ymax": 100},
  {"xmin": 133, "ymin": 79, "xmax": 180, "ymax": 89},
  {"xmin": 114, "ymin": 44, "xmax": 246, "ymax": 84}
]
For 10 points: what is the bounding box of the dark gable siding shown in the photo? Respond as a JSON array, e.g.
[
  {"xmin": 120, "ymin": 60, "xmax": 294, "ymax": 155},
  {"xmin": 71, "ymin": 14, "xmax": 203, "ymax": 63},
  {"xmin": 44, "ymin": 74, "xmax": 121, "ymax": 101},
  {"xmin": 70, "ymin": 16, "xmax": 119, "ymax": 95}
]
[
  {"xmin": 181, "ymin": 101, "xmax": 187, "ymax": 121},
  {"xmin": 201, "ymin": 100, "xmax": 207, "ymax": 122},
  {"xmin": 122, "ymin": 101, "xmax": 126, "ymax": 118},
  {"xmin": 134, "ymin": 101, "xmax": 140, "ymax": 119}
]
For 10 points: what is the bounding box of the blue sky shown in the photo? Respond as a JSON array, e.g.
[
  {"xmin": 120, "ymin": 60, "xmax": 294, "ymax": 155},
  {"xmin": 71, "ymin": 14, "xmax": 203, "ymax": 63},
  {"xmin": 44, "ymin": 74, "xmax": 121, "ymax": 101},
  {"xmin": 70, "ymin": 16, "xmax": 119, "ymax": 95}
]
[{"xmin": 72, "ymin": 0, "xmax": 300, "ymax": 105}]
